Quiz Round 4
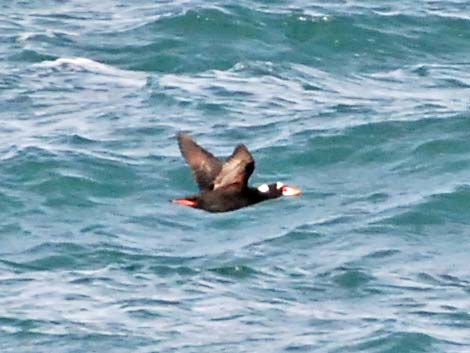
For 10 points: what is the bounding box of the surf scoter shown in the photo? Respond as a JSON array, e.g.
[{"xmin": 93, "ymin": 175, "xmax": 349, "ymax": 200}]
[{"xmin": 172, "ymin": 133, "xmax": 301, "ymax": 212}]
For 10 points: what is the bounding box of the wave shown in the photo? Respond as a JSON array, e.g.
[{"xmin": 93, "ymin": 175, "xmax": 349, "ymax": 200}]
[
  {"xmin": 33, "ymin": 57, "xmax": 147, "ymax": 87},
  {"xmin": 373, "ymin": 184, "xmax": 470, "ymax": 228},
  {"xmin": 17, "ymin": 30, "xmax": 78, "ymax": 43}
]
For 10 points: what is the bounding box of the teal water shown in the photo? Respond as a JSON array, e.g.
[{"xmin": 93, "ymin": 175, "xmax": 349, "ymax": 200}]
[{"xmin": 1, "ymin": 1, "xmax": 470, "ymax": 352}]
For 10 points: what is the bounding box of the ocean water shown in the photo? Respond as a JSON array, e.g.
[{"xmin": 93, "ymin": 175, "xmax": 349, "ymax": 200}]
[{"xmin": 1, "ymin": 1, "xmax": 470, "ymax": 352}]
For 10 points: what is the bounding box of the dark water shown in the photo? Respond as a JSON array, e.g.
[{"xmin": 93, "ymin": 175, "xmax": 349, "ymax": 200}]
[{"xmin": 1, "ymin": 1, "xmax": 470, "ymax": 352}]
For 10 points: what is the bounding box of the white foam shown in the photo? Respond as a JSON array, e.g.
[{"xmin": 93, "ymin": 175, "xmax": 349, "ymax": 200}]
[
  {"xmin": 17, "ymin": 32, "xmax": 42, "ymax": 42},
  {"xmin": 37, "ymin": 57, "xmax": 118, "ymax": 74},
  {"xmin": 34, "ymin": 57, "xmax": 147, "ymax": 87},
  {"xmin": 17, "ymin": 30, "xmax": 78, "ymax": 43}
]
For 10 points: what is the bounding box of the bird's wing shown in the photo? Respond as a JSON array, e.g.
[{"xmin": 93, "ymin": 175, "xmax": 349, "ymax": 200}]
[
  {"xmin": 177, "ymin": 133, "xmax": 223, "ymax": 191},
  {"xmin": 212, "ymin": 144, "xmax": 255, "ymax": 192}
]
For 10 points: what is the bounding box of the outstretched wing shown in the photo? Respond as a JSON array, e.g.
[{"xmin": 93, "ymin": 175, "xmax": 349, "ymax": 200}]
[
  {"xmin": 212, "ymin": 144, "xmax": 255, "ymax": 192},
  {"xmin": 177, "ymin": 133, "xmax": 223, "ymax": 191}
]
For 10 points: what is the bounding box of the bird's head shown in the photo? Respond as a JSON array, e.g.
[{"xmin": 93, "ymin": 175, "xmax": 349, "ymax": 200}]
[{"xmin": 256, "ymin": 182, "xmax": 301, "ymax": 199}]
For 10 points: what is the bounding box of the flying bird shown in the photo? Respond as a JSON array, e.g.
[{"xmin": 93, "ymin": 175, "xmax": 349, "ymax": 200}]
[{"xmin": 172, "ymin": 133, "xmax": 301, "ymax": 212}]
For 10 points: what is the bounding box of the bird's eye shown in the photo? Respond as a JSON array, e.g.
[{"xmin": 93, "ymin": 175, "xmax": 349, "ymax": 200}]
[
  {"xmin": 257, "ymin": 184, "xmax": 269, "ymax": 193},
  {"xmin": 276, "ymin": 182, "xmax": 284, "ymax": 190}
]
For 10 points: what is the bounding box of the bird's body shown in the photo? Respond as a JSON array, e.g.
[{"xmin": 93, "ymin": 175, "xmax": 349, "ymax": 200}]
[
  {"xmin": 180, "ymin": 187, "xmax": 269, "ymax": 213},
  {"xmin": 173, "ymin": 133, "xmax": 300, "ymax": 212}
]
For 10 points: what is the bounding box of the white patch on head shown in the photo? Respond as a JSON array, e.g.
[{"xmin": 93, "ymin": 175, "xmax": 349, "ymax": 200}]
[
  {"xmin": 276, "ymin": 182, "xmax": 284, "ymax": 190},
  {"xmin": 257, "ymin": 183, "xmax": 269, "ymax": 193}
]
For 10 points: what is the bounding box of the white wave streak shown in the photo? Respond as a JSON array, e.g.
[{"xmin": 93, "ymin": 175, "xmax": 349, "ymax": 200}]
[{"xmin": 34, "ymin": 57, "xmax": 147, "ymax": 87}]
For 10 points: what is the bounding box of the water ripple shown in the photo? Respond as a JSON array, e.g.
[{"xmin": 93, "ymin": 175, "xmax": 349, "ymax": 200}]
[{"xmin": 2, "ymin": 1, "xmax": 470, "ymax": 352}]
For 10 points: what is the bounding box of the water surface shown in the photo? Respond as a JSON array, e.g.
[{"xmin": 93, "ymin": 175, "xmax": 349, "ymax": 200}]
[{"xmin": 1, "ymin": 1, "xmax": 470, "ymax": 352}]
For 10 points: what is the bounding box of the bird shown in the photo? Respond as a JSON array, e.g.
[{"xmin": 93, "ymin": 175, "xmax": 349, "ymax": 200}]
[{"xmin": 172, "ymin": 133, "xmax": 301, "ymax": 212}]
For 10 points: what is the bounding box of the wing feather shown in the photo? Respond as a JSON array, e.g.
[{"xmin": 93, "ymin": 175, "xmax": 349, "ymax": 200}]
[
  {"xmin": 213, "ymin": 144, "xmax": 255, "ymax": 191},
  {"xmin": 177, "ymin": 133, "xmax": 222, "ymax": 190}
]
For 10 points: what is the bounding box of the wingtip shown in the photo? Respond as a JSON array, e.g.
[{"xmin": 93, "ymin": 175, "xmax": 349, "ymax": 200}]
[
  {"xmin": 228, "ymin": 143, "xmax": 253, "ymax": 162},
  {"xmin": 234, "ymin": 143, "xmax": 249, "ymax": 153},
  {"xmin": 176, "ymin": 131, "xmax": 187, "ymax": 140},
  {"xmin": 176, "ymin": 132, "xmax": 190, "ymax": 148}
]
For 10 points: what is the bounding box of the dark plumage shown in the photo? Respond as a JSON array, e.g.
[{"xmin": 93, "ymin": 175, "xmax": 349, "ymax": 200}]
[{"xmin": 173, "ymin": 133, "xmax": 300, "ymax": 212}]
